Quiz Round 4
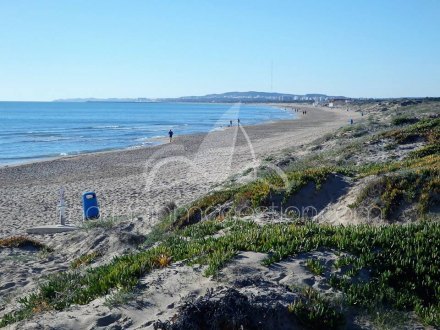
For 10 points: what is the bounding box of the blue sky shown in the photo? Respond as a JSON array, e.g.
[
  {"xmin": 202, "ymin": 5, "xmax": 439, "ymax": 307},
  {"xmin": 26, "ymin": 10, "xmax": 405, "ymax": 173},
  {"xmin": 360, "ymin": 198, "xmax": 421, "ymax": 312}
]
[{"xmin": 0, "ymin": 0, "xmax": 439, "ymax": 100}]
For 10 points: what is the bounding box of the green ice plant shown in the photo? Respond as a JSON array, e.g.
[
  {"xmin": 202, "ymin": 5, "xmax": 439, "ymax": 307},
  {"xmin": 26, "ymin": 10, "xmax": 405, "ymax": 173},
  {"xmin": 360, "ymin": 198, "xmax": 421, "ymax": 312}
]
[{"xmin": 2, "ymin": 220, "xmax": 439, "ymax": 327}]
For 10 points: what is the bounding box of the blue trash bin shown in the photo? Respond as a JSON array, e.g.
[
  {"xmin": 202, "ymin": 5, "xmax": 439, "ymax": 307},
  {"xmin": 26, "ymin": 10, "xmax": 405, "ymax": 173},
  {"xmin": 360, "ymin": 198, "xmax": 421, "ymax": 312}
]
[{"xmin": 82, "ymin": 191, "xmax": 100, "ymax": 220}]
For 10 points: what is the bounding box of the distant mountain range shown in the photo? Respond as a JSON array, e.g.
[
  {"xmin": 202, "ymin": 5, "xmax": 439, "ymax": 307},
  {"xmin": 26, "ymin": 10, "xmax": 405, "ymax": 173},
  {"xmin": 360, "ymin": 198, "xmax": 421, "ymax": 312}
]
[
  {"xmin": 54, "ymin": 91, "xmax": 348, "ymax": 103},
  {"xmin": 165, "ymin": 92, "xmax": 348, "ymax": 103}
]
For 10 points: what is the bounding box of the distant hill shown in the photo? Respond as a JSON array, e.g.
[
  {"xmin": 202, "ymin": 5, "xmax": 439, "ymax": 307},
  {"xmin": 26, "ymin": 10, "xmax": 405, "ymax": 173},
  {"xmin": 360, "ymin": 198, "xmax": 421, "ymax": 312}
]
[
  {"xmin": 162, "ymin": 91, "xmax": 347, "ymax": 103},
  {"xmin": 54, "ymin": 92, "xmax": 348, "ymax": 103}
]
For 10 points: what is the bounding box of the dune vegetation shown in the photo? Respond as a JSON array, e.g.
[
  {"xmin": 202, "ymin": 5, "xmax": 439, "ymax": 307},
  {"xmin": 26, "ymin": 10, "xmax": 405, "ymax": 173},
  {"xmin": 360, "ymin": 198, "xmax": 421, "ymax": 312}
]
[
  {"xmin": 1, "ymin": 219, "xmax": 439, "ymax": 327},
  {"xmin": 1, "ymin": 100, "xmax": 439, "ymax": 328},
  {"xmin": 0, "ymin": 236, "xmax": 48, "ymax": 250}
]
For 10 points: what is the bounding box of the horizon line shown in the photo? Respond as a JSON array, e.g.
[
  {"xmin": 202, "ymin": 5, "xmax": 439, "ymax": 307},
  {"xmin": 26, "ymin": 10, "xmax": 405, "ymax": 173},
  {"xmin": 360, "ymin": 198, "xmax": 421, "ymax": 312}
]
[{"xmin": 1, "ymin": 91, "xmax": 440, "ymax": 103}]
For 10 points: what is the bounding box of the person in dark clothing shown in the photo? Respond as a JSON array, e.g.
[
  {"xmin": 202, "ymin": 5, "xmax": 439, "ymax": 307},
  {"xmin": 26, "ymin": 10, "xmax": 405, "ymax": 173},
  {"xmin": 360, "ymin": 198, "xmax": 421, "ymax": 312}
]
[{"xmin": 168, "ymin": 129, "xmax": 174, "ymax": 142}]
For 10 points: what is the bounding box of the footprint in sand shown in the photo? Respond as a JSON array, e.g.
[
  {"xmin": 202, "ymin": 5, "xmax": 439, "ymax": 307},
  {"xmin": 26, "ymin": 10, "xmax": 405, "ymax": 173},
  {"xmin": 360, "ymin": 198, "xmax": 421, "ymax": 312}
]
[{"xmin": 301, "ymin": 277, "xmax": 315, "ymax": 286}]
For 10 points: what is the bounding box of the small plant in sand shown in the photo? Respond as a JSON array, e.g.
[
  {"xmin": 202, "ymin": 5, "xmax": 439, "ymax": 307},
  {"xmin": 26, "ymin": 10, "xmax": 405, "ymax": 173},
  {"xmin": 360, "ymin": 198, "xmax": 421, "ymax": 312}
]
[
  {"xmin": 333, "ymin": 255, "xmax": 356, "ymax": 270},
  {"xmin": 70, "ymin": 251, "xmax": 100, "ymax": 269},
  {"xmin": 82, "ymin": 214, "xmax": 146, "ymax": 232},
  {"xmin": 366, "ymin": 307, "xmax": 410, "ymax": 330},
  {"xmin": 288, "ymin": 287, "xmax": 344, "ymax": 329},
  {"xmin": 154, "ymin": 253, "xmax": 172, "ymax": 268},
  {"xmin": 305, "ymin": 258, "xmax": 324, "ymax": 276},
  {"xmin": 30, "ymin": 300, "xmax": 51, "ymax": 314},
  {"xmin": 80, "ymin": 216, "xmax": 122, "ymax": 230},
  {"xmin": 104, "ymin": 289, "xmax": 138, "ymax": 307}
]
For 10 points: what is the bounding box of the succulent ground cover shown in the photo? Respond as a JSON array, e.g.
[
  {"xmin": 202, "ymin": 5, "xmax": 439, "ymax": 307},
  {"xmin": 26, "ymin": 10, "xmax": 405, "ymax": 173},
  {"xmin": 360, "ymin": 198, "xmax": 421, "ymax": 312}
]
[{"xmin": 1, "ymin": 219, "xmax": 439, "ymax": 327}]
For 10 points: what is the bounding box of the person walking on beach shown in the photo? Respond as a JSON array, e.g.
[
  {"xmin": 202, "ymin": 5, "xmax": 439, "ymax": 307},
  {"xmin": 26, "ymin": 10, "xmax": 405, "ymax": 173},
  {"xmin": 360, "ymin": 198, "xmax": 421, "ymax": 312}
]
[
  {"xmin": 237, "ymin": 118, "xmax": 240, "ymax": 126},
  {"xmin": 168, "ymin": 129, "xmax": 174, "ymax": 142},
  {"xmin": 230, "ymin": 120, "xmax": 233, "ymax": 127}
]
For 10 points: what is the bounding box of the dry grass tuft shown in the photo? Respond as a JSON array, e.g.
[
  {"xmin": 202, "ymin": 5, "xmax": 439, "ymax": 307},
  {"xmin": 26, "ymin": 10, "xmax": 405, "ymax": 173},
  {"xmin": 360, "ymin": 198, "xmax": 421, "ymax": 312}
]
[
  {"xmin": 0, "ymin": 236, "xmax": 47, "ymax": 249},
  {"xmin": 154, "ymin": 253, "xmax": 172, "ymax": 268},
  {"xmin": 31, "ymin": 300, "xmax": 50, "ymax": 314},
  {"xmin": 70, "ymin": 251, "xmax": 100, "ymax": 269}
]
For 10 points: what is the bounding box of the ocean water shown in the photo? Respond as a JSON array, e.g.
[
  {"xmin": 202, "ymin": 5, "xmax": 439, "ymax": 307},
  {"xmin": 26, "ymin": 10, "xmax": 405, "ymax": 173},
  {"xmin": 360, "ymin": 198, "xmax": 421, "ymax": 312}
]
[{"xmin": 0, "ymin": 102, "xmax": 294, "ymax": 165}]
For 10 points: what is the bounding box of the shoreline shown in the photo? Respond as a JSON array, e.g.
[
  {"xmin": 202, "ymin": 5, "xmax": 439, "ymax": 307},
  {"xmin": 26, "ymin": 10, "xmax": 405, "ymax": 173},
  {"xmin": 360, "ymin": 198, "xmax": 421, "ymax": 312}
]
[
  {"xmin": 0, "ymin": 104, "xmax": 358, "ymax": 237},
  {"xmin": 0, "ymin": 103, "xmax": 296, "ymax": 169},
  {"xmin": 1, "ymin": 100, "xmax": 438, "ymax": 330}
]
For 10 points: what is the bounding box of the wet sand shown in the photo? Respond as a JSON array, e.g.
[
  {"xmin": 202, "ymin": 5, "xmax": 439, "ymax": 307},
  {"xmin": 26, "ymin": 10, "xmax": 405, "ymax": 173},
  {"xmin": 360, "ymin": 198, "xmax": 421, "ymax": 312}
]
[{"xmin": 0, "ymin": 105, "xmax": 358, "ymax": 236}]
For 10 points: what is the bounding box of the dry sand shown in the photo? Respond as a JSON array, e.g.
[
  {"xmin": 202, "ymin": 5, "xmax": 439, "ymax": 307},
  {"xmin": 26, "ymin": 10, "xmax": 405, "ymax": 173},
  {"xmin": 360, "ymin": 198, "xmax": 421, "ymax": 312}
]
[
  {"xmin": 0, "ymin": 105, "xmax": 358, "ymax": 236},
  {"xmin": 0, "ymin": 104, "xmax": 361, "ymax": 329}
]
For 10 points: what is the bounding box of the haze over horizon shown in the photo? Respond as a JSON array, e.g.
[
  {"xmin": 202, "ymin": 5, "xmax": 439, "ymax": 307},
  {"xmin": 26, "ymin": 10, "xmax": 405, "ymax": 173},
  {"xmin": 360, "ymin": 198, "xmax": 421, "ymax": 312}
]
[{"xmin": 1, "ymin": 0, "xmax": 439, "ymax": 101}]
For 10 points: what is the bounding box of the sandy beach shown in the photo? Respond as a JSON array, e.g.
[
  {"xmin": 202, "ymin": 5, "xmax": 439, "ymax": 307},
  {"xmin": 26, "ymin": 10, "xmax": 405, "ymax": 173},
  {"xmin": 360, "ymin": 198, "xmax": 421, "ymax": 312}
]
[
  {"xmin": 0, "ymin": 105, "xmax": 358, "ymax": 237},
  {"xmin": 0, "ymin": 0, "xmax": 440, "ymax": 324},
  {"xmin": 1, "ymin": 99, "xmax": 438, "ymax": 329},
  {"xmin": 2, "ymin": 2, "xmax": 438, "ymax": 326},
  {"xmin": 0, "ymin": 104, "xmax": 361, "ymax": 329}
]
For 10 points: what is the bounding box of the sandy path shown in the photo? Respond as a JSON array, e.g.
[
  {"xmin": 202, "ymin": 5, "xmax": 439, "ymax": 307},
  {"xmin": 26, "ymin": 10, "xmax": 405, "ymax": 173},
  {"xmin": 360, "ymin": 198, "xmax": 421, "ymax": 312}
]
[{"xmin": 0, "ymin": 105, "xmax": 358, "ymax": 236}]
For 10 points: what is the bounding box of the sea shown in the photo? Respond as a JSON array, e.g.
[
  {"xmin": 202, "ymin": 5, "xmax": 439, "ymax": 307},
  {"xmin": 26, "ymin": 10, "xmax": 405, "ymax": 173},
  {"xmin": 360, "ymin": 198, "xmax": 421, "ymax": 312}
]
[{"xmin": 0, "ymin": 102, "xmax": 294, "ymax": 165}]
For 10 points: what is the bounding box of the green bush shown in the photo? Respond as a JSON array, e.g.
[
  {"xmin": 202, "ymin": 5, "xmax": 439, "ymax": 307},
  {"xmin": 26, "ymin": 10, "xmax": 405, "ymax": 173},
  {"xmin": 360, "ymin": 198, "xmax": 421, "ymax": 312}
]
[{"xmin": 391, "ymin": 116, "xmax": 418, "ymax": 126}]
